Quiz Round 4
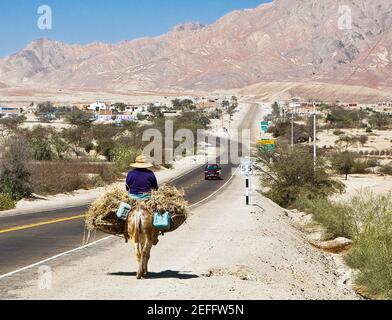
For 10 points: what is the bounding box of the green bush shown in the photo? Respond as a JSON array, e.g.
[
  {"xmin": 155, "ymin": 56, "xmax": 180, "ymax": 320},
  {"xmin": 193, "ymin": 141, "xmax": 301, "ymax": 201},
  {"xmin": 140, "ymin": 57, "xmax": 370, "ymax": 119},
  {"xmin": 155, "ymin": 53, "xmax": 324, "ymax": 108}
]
[
  {"xmin": 113, "ymin": 147, "xmax": 139, "ymax": 172},
  {"xmin": 0, "ymin": 138, "xmax": 32, "ymax": 200},
  {"xmin": 296, "ymin": 197, "xmax": 355, "ymax": 239},
  {"xmin": 344, "ymin": 192, "xmax": 392, "ymax": 299},
  {"xmin": 300, "ymin": 191, "xmax": 392, "ymax": 299},
  {"xmin": 257, "ymin": 144, "xmax": 344, "ymax": 208},
  {"xmin": 351, "ymin": 159, "xmax": 379, "ymax": 174},
  {"xmin": 380, "ymin": 165, "xmax": 392, "ymax": 175},
  {"xmin": 0, "ymin": 193, "xmax": 16, "ymax": 211},
  {"xmin": 29, "ymin": 138, "xmax": 53, "ymax": 161},
  {"xmin": 333, "ymin": 129, "xmax": 345, "ymax": 136}
]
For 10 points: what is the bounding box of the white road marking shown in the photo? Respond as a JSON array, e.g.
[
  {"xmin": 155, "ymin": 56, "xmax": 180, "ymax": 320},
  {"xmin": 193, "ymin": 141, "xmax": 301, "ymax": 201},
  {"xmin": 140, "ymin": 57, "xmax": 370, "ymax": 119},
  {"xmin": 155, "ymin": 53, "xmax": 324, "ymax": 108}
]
[{"xmin": 0, "ymin": 236, "xmax": 113, "ymax": 280}]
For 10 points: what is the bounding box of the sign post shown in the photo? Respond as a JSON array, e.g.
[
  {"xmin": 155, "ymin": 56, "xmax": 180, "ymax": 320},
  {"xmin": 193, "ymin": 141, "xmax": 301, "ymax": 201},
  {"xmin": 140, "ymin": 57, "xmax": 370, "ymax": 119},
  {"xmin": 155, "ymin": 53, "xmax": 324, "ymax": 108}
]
[{"xmin": 240, "ymin": 157, "xmax": 254, "ymax": 206}]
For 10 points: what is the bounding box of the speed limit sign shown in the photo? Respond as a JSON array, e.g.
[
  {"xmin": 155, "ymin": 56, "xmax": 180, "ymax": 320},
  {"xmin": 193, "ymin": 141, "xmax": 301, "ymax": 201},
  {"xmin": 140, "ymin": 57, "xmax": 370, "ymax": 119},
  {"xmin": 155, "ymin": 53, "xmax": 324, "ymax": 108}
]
[{"xmin": 240, "ymin": 157, "xmax": 254, "ymax": 176}]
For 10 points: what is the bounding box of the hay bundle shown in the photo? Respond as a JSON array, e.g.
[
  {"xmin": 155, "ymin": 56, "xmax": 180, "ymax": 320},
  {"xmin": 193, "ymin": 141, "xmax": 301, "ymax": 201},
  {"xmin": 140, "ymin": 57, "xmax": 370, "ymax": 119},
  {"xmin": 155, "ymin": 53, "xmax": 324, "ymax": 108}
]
[
  {"xmin": 85, "ymin": 186, "xmax": 129, "ymax": 236},
  {"xmin": 85, "ymin": 184, "xmax": 188, "ymax": 237}
]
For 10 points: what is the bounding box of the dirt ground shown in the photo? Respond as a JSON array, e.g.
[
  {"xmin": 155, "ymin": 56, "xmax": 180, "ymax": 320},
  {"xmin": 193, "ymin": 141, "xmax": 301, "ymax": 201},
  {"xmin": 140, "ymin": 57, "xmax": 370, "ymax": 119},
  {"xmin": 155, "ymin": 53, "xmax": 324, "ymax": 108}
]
[
  {"xmin": 318, "ymin": 128, "xmax": 392, "ymax": 154},
  {"xmin": 334, "ymin": 174, "xmax": 392, "ymax": 201}
]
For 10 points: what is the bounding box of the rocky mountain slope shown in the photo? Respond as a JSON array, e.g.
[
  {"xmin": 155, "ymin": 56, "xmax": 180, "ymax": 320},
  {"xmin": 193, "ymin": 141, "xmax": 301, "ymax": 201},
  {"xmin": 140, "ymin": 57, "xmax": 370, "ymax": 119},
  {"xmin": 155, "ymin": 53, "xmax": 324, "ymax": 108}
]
[{"xmin": 0, "ymin": 0, "xmax": 391, "ymax": 92}]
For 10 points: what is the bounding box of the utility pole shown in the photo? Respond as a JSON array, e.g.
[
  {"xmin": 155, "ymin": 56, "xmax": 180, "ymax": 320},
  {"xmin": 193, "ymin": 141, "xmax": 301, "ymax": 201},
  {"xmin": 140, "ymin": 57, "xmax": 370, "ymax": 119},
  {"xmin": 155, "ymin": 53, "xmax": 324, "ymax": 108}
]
[
  {"xmin": 291, "ymin": 109, "xmax": 294, "ymax": 147},
  {"xmin": 313, "ymin": 102, "xmax": 317, "ymax": 168}
]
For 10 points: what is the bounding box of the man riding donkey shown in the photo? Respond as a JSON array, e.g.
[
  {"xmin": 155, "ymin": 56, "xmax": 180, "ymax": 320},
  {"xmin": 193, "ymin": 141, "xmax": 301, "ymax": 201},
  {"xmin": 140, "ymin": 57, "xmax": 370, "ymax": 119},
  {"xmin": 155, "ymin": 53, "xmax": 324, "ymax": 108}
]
[
  {"xmin": 125, "ymin": 155, "xmax": 160, "ymax": 246},
  {"xmin": 85, "ymin": 154, "xmax": 187, "ymax": 279}
]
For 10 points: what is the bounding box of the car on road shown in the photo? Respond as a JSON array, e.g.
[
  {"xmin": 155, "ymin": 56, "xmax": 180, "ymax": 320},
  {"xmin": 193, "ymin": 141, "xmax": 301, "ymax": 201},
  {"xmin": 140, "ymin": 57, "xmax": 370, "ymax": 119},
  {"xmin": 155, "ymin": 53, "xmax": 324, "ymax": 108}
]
[{"xmin": 204, "ymin": 164, "xmax": 222, "ymax": 180}]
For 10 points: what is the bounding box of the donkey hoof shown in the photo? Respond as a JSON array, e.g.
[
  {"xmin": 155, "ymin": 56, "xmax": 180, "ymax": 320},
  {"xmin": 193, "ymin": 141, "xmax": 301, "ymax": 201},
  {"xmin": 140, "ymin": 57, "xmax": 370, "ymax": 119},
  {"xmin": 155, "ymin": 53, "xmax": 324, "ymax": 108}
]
[{"xmin": 136, "ymin": 274, "xmax": 142, "ymax": 280}]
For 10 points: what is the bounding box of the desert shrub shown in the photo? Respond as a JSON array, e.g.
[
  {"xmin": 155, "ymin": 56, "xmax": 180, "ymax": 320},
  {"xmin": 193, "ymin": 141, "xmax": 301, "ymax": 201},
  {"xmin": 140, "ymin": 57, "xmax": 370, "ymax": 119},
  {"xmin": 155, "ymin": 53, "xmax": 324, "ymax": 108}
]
[
  {"xmin": 100, "ymin": 164, "xmax": 118, "ymax": 184},
  {"xmin": 365, "ymin": 158, "xmax": 380, "ymax": 168},
  {"xmin": 0, "ymin": 193, "xmax": 16, "ymax": 211},
  {"xmin": 257, "ymin": 144, "xmax": 344, "ymax": 208},
  {"xmin": 29, "ymin": 161, "xmax": 118, "ymax": 195},
  {"xmin": 300, "ymin": 190, "xmax": 392, "ymax": 299},
  {"xmin": 113, "ymin": 147, "xmax": 139, "ymax": 172},
  {"xmin": 0, "ymin": 137, "xmax": 32, "ymax": 200},
  {"xmin": 380, "ymin": 165, "xmax": 392, "ymax": 175},
  {"xmin": 351, "ymin": 158, "xmax": 380, "ymax": 174},
  {"xmin": 29, "ymin": 138, "xmax": 53, "ymax": 161},
  {"xmin": 344, "ymin": 192, "xmax": 392, "ymax": 299},
  {"xmin": 330, "ymin": 151, "xmax": 357, "ymax": 179},
  {"xmin": 352, "ymin": 161, "xmax": 370, "ymax": 174},
  {"xmin": 333, "ymin": 129, "xmax": 345, "ymax": 136},
  {"xmin": 359, "ymin": 135, "xmax": 369, "ymax": 146},
  {"xmin": 366, "ymin": 127, "xmax": 373, "ymax": 133},
  {"xmin": 162, "ymin": 163, "xmax": 174, "ymax": 169},
  {"xmin": 296, "ymin": 197, "xmax": 354, "ymax": 239}
]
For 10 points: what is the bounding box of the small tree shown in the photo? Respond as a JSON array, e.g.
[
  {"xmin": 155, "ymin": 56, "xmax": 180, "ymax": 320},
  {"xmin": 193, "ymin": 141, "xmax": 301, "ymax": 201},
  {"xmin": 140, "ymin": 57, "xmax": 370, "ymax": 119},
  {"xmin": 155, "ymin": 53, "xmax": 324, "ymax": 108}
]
[
  {"xmin": 359, "ymin": 135, "xmax": 369, "ymax": 147},
  {"xmin": 113, "ymin": 147, "xmax": 139, "ymax": 172},
  {"xmin": 331, "ymin": 151, "xmax": 357, "ymax": 180},
  {"xmin": 257, "ymin": 143, "xmax": 344, "ymax": 208},
  {"xmin": 65, "ymin": 110, "xmax": 93, "ymax": 128},
  {"xmin": 0, "ymin": 137, "xmax": 32, "ymax": 200},
  {"xmin": 35, "ymin": 101, "xmax": 56, "ymax": 122},
  {"xmin": 0, "ymin": 115, "xmax": 26, "ymax": 143},
  {"xmin": 51, "ymin": 135, "xmax": 69, "ymax": 159},
  {"xmin": 29, "ymin": 138, "xmax": 53, "ymax": 161}
]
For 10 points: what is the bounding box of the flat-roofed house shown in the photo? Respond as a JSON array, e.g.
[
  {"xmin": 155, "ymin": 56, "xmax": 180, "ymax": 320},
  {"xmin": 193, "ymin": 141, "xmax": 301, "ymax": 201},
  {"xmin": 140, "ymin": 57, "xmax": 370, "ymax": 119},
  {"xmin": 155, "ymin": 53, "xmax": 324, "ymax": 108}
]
[{"xmin": 0, "ymin": 106, "xmax": 20, "ymax": 118}]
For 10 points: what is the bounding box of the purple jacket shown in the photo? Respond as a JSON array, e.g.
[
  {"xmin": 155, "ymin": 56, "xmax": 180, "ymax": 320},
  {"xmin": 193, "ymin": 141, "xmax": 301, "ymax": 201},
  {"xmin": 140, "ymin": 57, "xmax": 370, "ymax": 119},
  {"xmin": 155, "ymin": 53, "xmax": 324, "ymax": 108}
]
[{"xmin": 126, "ymin": 168, "xmax": 158, "ymax": 195}]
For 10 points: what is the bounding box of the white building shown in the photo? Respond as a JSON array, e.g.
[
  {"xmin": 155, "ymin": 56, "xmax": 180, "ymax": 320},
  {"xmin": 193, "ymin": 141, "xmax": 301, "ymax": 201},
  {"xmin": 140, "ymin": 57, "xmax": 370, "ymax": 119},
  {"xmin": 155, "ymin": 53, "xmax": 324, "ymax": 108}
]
[
  {"xmin": 88, "ymin": 102, "xmax": 114, "ymax": 111},
  {"xmin": 0, "ymin": 106, "xmax": 21, "ymax": 118}
]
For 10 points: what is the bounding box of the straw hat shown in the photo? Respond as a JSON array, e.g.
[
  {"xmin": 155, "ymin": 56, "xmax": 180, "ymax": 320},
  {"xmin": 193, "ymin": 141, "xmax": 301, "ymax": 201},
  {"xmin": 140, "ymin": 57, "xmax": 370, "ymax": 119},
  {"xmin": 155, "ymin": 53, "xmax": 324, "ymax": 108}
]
[{"xmin": 130, "ymin": 155, "xmax": 154, "ymax": 169}]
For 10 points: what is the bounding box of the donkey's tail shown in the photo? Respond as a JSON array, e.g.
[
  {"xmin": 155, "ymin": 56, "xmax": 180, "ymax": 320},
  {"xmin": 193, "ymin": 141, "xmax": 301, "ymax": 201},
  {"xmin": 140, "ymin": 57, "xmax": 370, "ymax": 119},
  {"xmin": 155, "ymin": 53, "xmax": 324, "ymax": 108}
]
[{"xmin": 130, "ymin": 209, "xmax": 143, "ymax": 244}]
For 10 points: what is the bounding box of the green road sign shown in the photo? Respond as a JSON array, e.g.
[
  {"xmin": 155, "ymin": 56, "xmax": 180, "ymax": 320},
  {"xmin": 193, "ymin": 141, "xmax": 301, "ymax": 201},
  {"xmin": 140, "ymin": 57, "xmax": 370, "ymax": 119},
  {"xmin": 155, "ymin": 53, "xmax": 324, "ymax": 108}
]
[
  {"xmin": 260, "ymin": 121, "xmax": 270, "ymax": 133},
  {"xmin": 260, "ymin": 144, "xmax": 276, "ymax": 153}
]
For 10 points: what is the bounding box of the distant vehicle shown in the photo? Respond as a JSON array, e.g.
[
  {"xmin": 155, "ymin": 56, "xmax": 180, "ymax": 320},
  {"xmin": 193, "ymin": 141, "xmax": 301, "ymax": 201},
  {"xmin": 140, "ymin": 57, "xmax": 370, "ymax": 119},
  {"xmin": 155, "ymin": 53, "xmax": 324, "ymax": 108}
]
[{"xmin": 204, "ymin": 164, "xmax": 222, "ymax": 180}]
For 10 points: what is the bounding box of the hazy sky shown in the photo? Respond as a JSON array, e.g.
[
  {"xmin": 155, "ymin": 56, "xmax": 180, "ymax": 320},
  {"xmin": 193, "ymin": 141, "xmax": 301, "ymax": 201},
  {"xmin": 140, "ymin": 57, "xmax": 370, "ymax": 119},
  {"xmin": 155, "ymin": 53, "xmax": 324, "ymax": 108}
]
[{"xmin": 0, "ymin": 0, "xmax": 271, "ymax": 57}]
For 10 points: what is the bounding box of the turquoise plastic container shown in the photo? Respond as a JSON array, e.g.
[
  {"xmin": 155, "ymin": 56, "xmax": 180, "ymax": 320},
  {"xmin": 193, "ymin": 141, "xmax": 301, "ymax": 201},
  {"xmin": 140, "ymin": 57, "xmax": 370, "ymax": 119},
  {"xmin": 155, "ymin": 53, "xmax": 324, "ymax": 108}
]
[
  {"xmin": 116, "ymin": 202, "xmax": 132, "ymax": 221},
  {"xmin": 153, "ymin": 211, "xmax": 171, "ymax": 230}
]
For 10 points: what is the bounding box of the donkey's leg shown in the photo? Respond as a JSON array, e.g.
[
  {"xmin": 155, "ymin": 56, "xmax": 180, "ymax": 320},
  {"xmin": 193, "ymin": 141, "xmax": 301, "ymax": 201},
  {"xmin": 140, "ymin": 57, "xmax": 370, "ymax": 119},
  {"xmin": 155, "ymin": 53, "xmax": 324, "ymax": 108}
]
[
  {"xmin": 134, "ymin": 243, "xmax": 143, "ymax": 279},
  {"xmin": 141, "ymin": 242, "xmax": 153, "ymax": 278}
]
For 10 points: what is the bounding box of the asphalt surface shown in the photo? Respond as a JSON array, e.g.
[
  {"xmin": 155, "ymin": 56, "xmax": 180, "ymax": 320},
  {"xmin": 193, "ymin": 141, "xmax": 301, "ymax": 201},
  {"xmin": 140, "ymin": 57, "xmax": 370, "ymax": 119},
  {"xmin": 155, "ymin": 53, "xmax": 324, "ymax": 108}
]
[{"xmin": 0, "ymin": 104, "xmax": 258, "ymax": 276}]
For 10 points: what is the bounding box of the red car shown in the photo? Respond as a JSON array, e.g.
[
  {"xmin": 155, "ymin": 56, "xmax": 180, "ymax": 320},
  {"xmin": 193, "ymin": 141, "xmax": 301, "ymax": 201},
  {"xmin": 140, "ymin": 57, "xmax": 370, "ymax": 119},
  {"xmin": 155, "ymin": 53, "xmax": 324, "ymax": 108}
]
[{"xmin": 204, "ymin": 164, "xmax": 222, "ymax": 180}]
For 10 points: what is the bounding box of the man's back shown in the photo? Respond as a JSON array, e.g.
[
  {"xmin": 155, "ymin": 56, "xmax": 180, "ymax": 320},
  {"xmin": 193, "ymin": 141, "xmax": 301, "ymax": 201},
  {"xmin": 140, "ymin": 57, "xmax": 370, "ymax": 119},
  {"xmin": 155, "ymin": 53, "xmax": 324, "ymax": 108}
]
[{"xmin": 126, "ymin": 168, "xmax": 158, "ymax": 195}]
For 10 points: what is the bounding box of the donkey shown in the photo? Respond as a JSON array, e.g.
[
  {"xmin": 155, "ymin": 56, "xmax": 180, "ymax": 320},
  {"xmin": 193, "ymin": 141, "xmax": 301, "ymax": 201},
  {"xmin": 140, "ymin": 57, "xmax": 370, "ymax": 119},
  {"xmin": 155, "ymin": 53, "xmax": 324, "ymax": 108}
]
[{"xmin": 125, "ymin": 206, "xmax": 159, "ymax": 279}]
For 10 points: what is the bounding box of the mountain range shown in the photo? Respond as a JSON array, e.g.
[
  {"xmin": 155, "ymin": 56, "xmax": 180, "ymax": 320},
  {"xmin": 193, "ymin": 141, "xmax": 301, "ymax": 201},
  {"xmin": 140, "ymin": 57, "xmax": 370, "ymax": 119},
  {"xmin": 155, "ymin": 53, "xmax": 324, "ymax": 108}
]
[{"xmin": 0, "ymin": 0, "xmax": 391, "ymax": 96}]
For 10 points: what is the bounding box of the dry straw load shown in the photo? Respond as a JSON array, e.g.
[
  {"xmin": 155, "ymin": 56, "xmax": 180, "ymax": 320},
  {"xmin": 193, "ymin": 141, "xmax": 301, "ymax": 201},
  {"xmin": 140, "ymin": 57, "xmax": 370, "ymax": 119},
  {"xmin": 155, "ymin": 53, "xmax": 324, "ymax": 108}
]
[{"xmin": 85, "ymin": 185, "xmax": 188, "ymax": 238}]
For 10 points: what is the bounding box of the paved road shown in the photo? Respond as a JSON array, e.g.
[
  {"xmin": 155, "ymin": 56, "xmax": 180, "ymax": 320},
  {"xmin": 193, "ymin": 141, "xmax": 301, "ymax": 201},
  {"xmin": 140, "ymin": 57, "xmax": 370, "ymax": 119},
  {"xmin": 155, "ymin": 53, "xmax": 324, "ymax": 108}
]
[{"xmin": 0, "ymin": 104, "xmax": 258, "ymax": 276}]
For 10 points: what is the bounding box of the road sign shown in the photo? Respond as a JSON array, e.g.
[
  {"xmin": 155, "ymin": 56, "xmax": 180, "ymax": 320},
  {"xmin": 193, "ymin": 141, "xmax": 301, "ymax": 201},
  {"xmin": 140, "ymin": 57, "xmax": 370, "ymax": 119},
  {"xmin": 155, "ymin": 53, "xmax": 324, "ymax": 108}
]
[
  {"xmin": 261, "ymin": 144, "xmax": 276, "ymax": 153},
  {"xmin": 257, "ymin": 139, "xmax": 276, "ymax": 145},
  {"xmin": 260, "ymin": 121, "xmax": 270, "ymax": 133},
  {"xmin": 240, "ymin": 157, "xmax": 254, "ymax": 176},
  {"xmin": 257, "ymin": 138, "xmax": 276, "ymax": 153}
]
